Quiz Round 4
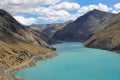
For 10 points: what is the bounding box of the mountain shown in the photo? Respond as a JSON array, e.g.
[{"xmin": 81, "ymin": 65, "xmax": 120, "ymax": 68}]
[
  {"xmin": 0, "ymin": 9, "xmax": 56, "ymax": 79},
  {"xmin": 0, "ymin": 9, "xmax": 50, "ymax": 47},
  {"xmin": 31, "ymin": 21, "xmax": 73, "ymax": 44},
  {"xmin": 52, "ymin": 9, "xmax": 115, "ymax": 42},
  {"xmin": 43, "ymin": 20, "xmax": 73, "ymax": 39},
  {"xmin": 84, "ymin": 13, "xmax": 120, "ymax": 53},
  {"xmin": 30, "ymin": 24, "xmax": 49, "ymax": 32}
]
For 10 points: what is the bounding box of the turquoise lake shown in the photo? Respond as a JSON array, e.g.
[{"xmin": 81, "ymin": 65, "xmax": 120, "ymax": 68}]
[{"xmin": 14, "ymin": 42, "xmax": 120, "ymax": 80}]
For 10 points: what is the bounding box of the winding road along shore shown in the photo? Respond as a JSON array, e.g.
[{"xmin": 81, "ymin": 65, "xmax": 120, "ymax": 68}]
[
  {"xmin": 4, "ymin": 52, "xmax": 56, "ymax": 80},
  {"xmin": 5, "ymin": 56, "xmax": 38, "ymax": 80}
]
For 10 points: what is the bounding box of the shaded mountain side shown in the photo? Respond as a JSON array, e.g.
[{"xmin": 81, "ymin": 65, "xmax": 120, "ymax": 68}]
[
  {"xmin": 43, "ymin": 20, "xmax": 73, "ymax": 39},
  {"xmin": 84, "ymin": 13, "xmax": 120, "ymax": 53},
  {"xmin": 52, "ymin": 9, "xmax": 115, "ymax": 42},
  {"xmin": 0, "ymin": 9, "xmax": 57, "ymax": 79},
  {"xmin": 31, "ymin": 21, "xmax": 73, "ymax": 44}
]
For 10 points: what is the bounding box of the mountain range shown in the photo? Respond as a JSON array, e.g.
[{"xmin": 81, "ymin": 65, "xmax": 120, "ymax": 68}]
[
  {"xmin": 30, "ymin": 9, "xmax": 120, "ymax": 52},
  {"xmin": 31, "ymin": 20, "xmax": 73, "ymax": 44},
  {"xmin": 51, "ymin": 9, "xmax": 116, "ymax": 42},
  {"xmin": 51, "ymin": 9, "xmax": 120, "ymax": 53}
]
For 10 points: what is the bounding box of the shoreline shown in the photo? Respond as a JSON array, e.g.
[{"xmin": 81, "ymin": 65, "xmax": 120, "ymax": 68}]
[{"xmin": 4, "ymin": 52, "xmax": 57, "ymax": 80}]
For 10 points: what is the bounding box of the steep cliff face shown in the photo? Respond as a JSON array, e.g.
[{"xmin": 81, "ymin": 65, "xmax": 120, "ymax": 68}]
[
  {"xmin": 0, "ymin": 9, "xmax": 56, "ymax": 79},
  {"xmin": 52, "ymin": 9, "xmax": 115, "ymax": 42},
  {"xmin": 84, "ymin": 13, "xmax": 120, "ymax": 52}
]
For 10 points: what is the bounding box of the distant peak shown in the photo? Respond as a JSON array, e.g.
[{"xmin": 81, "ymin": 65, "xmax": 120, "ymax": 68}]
[
  {"xmin": 90, "ymin": 9, "xmax": 113, "ymax": 14},
  {"xmin": 90, "ymin": 9, "xmax": 105, "ymax": 13},
  {"xmin": 0, "ymin": 9, "xmax": 8, "ymax": 13},
  {"xmin": 87, "ymin": 9, "xmax": 114, "ymax": 15},
  {"xmin": 0, "ymin": 9, "xmax": 10, "ymax": 16},
  {"xmin": 92, "ymin": 9, "xmax": 101, "ymax": 11}
]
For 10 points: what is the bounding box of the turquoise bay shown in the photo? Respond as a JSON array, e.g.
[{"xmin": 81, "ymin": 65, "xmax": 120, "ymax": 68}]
[{"xmin": 14, "ymin": 42, "xmax": 120, "ymax": 80}]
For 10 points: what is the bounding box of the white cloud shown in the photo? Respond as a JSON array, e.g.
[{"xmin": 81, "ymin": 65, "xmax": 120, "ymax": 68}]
[
  {"xmin": 5, "ymin": 0, "xmax": 61, "ymax": 5},
  {"xmin": 7, "ymin": 0, "xmax": 23, "ymax": 5},
  {"xmin": 0, "ymin": 0, "xmax": 61, "ymax": 14},
  {"xmin": 14, "ymin": 16, "xmax": 37, "ymax": 25},
  {"xmin": 98, "ymin": 3, "xmax": 110, "ymax": 11},
  {"xmin": 112, "ymin": 10, "xmax": 119, "ymax": 14},
  {"xmin": 78, "ymin": 3, "xmax": 111, "ymax": 16},
  {"xmin": 114, "ymin": 3, "xmax": 120, "ymax": 10},
  {"xmin": 43, "ymin": 0, "xmax": 61, "ymax": 5},
  {"xmin": 37, "ymin": 8, "xmax": 72, "ymax": 22},
  {"xmin": 40, "ymin": 8, "xmax": 70, "ymax": 17},
  {"xmin": 113, "ymin": 3, "xmax": 120, "ymax": 13},
  {"xmin": 50, "ymin": 2, "xmax": 80, "ymax": 11},
  {"xmin": 0, "ymin": 0, "xmax": 120, "ymax": 24}
]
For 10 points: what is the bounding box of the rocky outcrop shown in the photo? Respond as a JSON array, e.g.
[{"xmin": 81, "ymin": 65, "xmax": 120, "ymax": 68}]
[
  {"xmin": 84, "ymin": 13, "xmax": 120, "ymax": 53},
  {"xmin": 52, "ymin": 9, "xmax": 115, "ymax": 42}
]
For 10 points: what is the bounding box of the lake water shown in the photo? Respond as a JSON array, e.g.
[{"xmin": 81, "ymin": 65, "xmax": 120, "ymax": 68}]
[{"xmin": 14, "ymin": 42, "xmax": 120, "ymax": 80}]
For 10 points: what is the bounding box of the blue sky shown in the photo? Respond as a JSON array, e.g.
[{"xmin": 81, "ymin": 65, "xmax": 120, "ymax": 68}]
[
  {"xmin": 72, "ymin": 0, "xmax": 120, "ymax": 6},
  {"xmin": 0, "ymin": 0, "xmax": 120, "ymax": 25}
]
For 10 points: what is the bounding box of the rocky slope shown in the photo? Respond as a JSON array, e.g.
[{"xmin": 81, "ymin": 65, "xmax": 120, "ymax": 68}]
[
  {"xmin": 52, "ymin": 9, "xmax": 115, "ymax": 42},
  {"xmin": 84, "ymin": 13, "xmax": 120, "ymax": 53},
  {"xmin": 0, "ymin": 9, "xmax": 56, "ymax": 80}
]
